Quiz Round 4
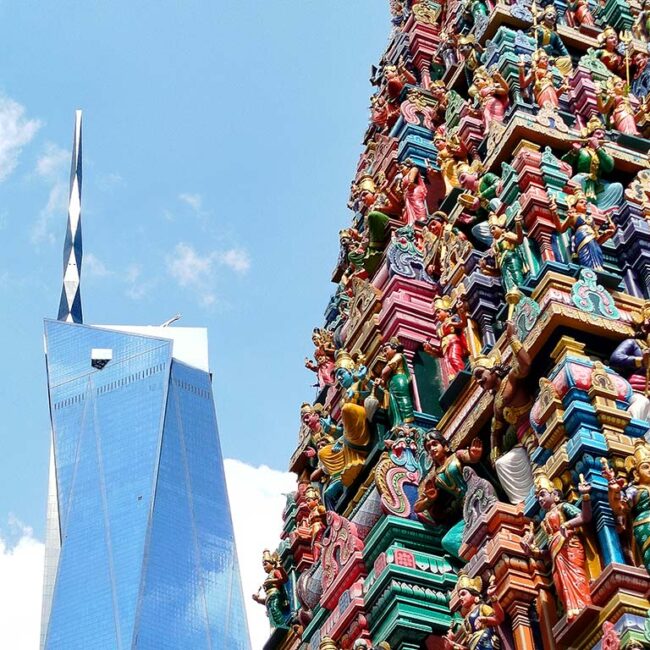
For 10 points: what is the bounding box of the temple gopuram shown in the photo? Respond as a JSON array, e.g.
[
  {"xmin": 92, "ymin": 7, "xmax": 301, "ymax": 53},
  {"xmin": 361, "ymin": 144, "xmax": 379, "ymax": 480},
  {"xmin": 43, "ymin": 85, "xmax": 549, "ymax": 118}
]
[{"xmin": 254, "ymin": 1, "xmax": 650, "ymax": 648}]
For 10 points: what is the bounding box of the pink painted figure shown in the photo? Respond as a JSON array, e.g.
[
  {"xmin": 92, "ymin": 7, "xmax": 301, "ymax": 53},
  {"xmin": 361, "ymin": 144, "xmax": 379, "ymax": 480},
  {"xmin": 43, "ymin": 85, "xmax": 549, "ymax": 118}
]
[
  {"xmin": 519, "ymin": 49, "xmax": 567, "ymax": 110},
  {"xmin": 469, "ymin": 66, "xmax": 510, "ymax": 131},
  {"xmin": 305, "ymin": 328, "xmax": 336, "ymax": 389},
  {"xmin": 399, "ymin": 159, "xmax": 428, "ymax": 225},
  {"xmin": 598, "ymin": 76, "xmax": 641, "ymax": 136}
]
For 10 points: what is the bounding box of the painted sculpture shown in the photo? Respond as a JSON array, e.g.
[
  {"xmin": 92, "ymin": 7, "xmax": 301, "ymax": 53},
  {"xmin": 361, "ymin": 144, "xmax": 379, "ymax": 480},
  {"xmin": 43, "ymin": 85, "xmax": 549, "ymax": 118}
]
[
  {"xmin": 522, "ymin": 475, "xmax": 594, "ymax": 620},
  {"xmin": 444, "ymin": 574, "xmax": 504, "ymax": 650},
  {"xmin": 399, "ymin": 159, "xmax": 428, "ymax": 226},
  {"xmin": 378, "ymin": 338, "xmax": 415, "ymax": 426},
  {"xmin": 550, "ymin": 191, "xmax": 616, "ymax": 271},
  {"xmin": 253, "ymin": 549, "xmax": 291, "ymax": 629},
  {"xmin": 414, "ymin": 429, "xmax": 483, "ymax": 557},
  {"xmin": 473, "ymin": 321, "xmax": 535, "ymax": 504},
  {"xmin": 519, "ymin": 49, "xmax": 568, "ymax": 111},
  {"xmin": 603, "ymin": 443, "xmax": 650, "ymax": 572},
  {"xmin": 468, "ymin": 66, "xmax": 510, "ymax": 131},
  {"xmin": 305, "ymin": 327, "xmax": 336, "ymax": 389},
  {"xmin": 531, "ymin": 5, "xmax": 572, "ymax": 76},
  {"xmin": 424, "ymin": 295, "xmax": 470, "ymax": 380}
]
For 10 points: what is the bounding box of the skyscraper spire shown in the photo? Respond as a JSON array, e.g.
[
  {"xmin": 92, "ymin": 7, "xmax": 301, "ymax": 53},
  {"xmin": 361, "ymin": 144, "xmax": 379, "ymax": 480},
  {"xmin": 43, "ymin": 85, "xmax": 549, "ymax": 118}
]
[{"xmin": 57, "ymin": 110, "xmax": 83, "ymax": 323}]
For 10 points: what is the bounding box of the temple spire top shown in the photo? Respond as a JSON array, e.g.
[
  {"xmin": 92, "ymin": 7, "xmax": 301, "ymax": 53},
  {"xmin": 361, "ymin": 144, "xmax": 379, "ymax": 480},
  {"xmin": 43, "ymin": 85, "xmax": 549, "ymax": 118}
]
[{"xmin": 57, "ymin": 110, "xmax": 83, "ymax": 323}]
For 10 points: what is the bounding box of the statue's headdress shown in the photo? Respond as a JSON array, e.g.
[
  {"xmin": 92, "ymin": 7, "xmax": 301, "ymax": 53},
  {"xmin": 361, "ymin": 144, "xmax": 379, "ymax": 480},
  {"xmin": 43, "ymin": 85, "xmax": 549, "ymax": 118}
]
[
  {"xmin": 597, "ymin": 26, "xmax": 618, "ymax": 45},
  {"xmin": 472, "ymin": 350, "xmax": 501, "ymax": 371},
  {"xmin": 534, "ymin": 473, "xmax": 560, "ymax": 495},
  {"xmin": 488, "ymin": 212, "xmax": 507, "ymax": 229},
  {"xmin": 566, "ymin": 189, "xmax": 587, "ymax": 208},
  {"xmin": 457, "ymin": 572, "xmax": 483, "ymax": 595},
  {"xmin": 627, "ymin": 439, "xmax": 650, "ymax": 474},
  {"xmin": 434, "ymin": 295, "xmax": 454, "ymax": 311},
  {"xmin": 335, "ymin": 349, "xmax": 356, "ymax": 371},
  {"xmin": 262, "ymin": 549, "xmax": 279, "ymax": 566},
  {"xmin": 581, "ymin": 115, "xmax": 605, "ymax": 138}
]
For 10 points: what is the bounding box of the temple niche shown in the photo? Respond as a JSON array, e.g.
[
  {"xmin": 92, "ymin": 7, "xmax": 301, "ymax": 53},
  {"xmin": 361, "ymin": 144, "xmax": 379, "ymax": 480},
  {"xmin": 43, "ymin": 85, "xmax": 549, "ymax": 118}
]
[{"xmin": 253, "ymin": 1, "xmax": 650, "ymax": 649}]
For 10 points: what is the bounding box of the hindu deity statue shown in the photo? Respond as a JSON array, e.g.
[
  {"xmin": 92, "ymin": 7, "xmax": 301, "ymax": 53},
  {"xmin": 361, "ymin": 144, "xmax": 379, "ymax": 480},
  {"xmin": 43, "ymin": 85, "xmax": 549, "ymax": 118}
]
[
  {"xmin": 444, "ymin": 574, "xmax": 505, "ymax": 650},
  {"xmin": 562, "ymin": 117, "xmax": 624, "ymax": 211},
  {"xmin": 593, "ymin": 27, "xmax": 626, "ymax": 77},
  {"xmin": 602, "ymin": 444, "xmax": 650, "ymax": 572},
  {"xmin": 550, "ymin": 190, "xmax": 616, "ymax": 271},
  {"xmin": 252, "ymin": 549, "xmax": 291, "ymax": 629},
  {"xmin": 378, "ymin": 338, "xmax": 415, "ymax": 426},
  {"xmin": 468, "ymin": 66, "xmax": 510, "ymax": 132},
  {"xmin": 302, "ymin": 486, "xmax": 327, "ymax": 561},
  {"xmin": 414, "ymin": 429, "xmax": 483, "ymax": 557},
  {"xmin": 531, "ymin": 5, "xmax": 572, "ymax": 76},
  {"xmin": 479, "ymin": 212, "xmax": 526, "ymax": 304},
  {"xmin": 634, "ymin": 0, "xmax": 650, "ymax": 41},
  {"xmin": 305, "ymin": 327, "xmax": 337, "ymax": 390},
  {"xmin": 521, "ymin": 475, "xmax": 594, "ymax": 620},
  {"xmin": 609, "ymin": 303, "xmax": 650, "ymax": 424},
  {"xmin": 519, "ymin": 49, "xmax": 568, "ymax": 111},
  {"xmin": 458, "ymin": 34, "xmax": 485, "ymax": 86},
  {"xmin": 424, "ymin": 295, "xmax": 470, "ymax": 380},
  {"xmin": 399, "ymin": 159, "xmax": 428, "ymax": 226},
  {"xmin": 598, "ymin": 76, "xmax": 641, "ymax": 136},
  {"xmin": 566, "ymin": 0, "xmax": 596, "ymax": 28},
  {"xmin": 322, "ymin": 350, "xmax": 377, "ymax": 483},
  {"xmin": 384, "ymin": 58, "xmax": 418, "ymax": 104},
  {"xmin": 434, "ymin": 125, "xmax": 481, "ymax": 196},
  {"xmin": 472, "ymin": 321, "xmax": 536, "ymax": 504}
]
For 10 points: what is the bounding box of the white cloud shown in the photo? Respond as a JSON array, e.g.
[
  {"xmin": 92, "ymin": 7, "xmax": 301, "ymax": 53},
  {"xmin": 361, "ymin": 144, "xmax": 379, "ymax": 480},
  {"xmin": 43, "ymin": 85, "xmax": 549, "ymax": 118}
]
[
  {"xmin": 84, "ymin": 252, "xmax": 112, "ymax": 278},
  {"xmin": 167, "ymin": 242, "xmax": 250, "ymax": 307},
  {"xmin": 179, "ymin": 193, "xmax": 203, "ymax": 212},
  {"xmin": 224, "ymin": 459, "xmax": 295, "ymax": 650},
  {"xmin": 218, "ymin": 248, "xmax": 251, "ymax": 274},
  {"xmin": 0, "ymin": 95, "xmax": 41, "ymax": 181},
  {"xmin": 35, "ymin": 143, "xmax": 69, "ymax": 180},
  {"xmin": 31, "ymin": 180, "xmax": 68, "ymax": 245},
  {"xmin": 0, "ymin": 517, "xmax": 45, "ymax": 650}
]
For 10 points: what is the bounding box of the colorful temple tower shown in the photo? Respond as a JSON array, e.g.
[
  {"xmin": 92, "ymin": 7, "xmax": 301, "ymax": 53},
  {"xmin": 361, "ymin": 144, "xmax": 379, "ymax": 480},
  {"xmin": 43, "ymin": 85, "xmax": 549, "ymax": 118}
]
[{"xmin": 256, "ymin": 2, "xmax": 650, "ymax": 649}]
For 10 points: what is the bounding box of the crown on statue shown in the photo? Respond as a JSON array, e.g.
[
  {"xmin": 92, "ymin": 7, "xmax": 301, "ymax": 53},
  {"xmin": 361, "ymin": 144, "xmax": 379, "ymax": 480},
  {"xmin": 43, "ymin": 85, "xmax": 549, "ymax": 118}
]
[
  {"xmin": 319, "ymin": 637, "xmax": 339, "ymax": 650},
  {"xmin": 472, "ymin": 352, "xmax": 500, "ymax": 371},
  {"xmin": 434, "ymin": 295, "xmax": 453, "ymax": 311},
  {"xmin": 488, "ymin": 212, "xmax": 507, "ymax": 229},
  {"xmin": 534, "ymin": 473, "xmax": 557, "ymax": 494},
  {"xmin": 335, "ymin": 349, "xmax": 356, "ymax": 371},
  {"xmin": 566, "ymin": 189, "xmax": 587, "ymax": 208},
  {"xmin": 457, "ymin": 573, "xmax": 483, "ymax": 594},
  {"xmin": 633, "ymin": 439, "xmax": 650, "ymax": 466},
  {"xmin": 262, "ymin": 549, "xmax": 279, "ymax": 566}
]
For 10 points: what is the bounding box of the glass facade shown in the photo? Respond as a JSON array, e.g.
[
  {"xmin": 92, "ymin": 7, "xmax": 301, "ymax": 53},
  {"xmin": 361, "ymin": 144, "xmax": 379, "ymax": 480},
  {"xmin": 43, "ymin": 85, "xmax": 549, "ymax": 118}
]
[{"xmin": 41, "ymin": 320, "xmax": 250, "ymax": 650}]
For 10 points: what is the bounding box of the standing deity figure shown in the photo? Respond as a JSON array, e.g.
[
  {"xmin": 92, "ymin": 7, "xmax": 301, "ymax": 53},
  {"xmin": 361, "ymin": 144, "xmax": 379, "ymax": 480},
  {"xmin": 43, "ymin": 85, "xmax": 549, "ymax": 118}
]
[
  {"xmin": 519, "ymin": 49, "xmax": 568, "ymax": 111},
  {"xmin": 609, "ymin": 303, "xmax": 650, "ymax": 424},
  {"xmin": 550, "ymin": 191, "xmax": 616, "ymax": 271},
  {"xmin": 305, "ymin": 327, "xmax": 337, "ymax": 389},
  {"xmin": 399, "ymin": 159, "xmax": 428, "ymax": 226},
  {"xmin": 424, "ymin": 295, "xmax": 470, "ymax": 380},
  {"xmin": 434, "ymin": 125, "xmax": 481, "ymax": 196},
  {"xmin": 562, "ymin": 117, "xmax": 624, "ymax": 211},
  {"xmin": 593, "ymin": 27, "xmax": 626, "ymax": 77},
  {"xmin": 469, "ymin": 66, "xmax": 510, "ymax": 131},
  {"xmin": 309, "ymin": 350, "xmax": 377, "ymax": 508},
  {"xmin": 378, "ymin": 338, "xmax": 415, "ymax": 426},
  {"xmin": 384, "ymin": 59, "xmax": 418, "ymax": 103},
  {"xmin": 252, "ymin": 550, "xmax": 291, "ymax": 629},
  {"xmin": 472, "ymin": 321, "xmax": 536, "ymax": 504},
  {"xmin": 521, "ymin": 475, "xmax": 594, "ymax": 620},
  {"xmin": 566, "ymin": 0, "xmax": 596, "ymax": 28},
  {"xmin": 602, "ymin": 443, "xmax": 650, "ymax": 572},
  {"xmin": 458, "ymin": 34, "xmax": 485, "ymax": 86},
  {"xmin": 634, "ymin": 0, "xmax": 650, "ymax": 40},
  {"xmin": 480, "ymin": 212, "xmax": 527, "ymax": 304},
  {"xmin": 598, "ymin": 76, "xmax": 641, "ymax": 136},
  {"xmin": 303, "ymin": 486, "xmax": 327, "ymax": 561},
  {"xmin": 414, "ymin": 429, "xmax": 483, "ymax": 558},
  {"xmin": 531, "ymin": 6, "xmax": 572, "ymax": 76},
  {"xmin": 444, "ymin": 574, "xmax": 505, "ymax": 650}
]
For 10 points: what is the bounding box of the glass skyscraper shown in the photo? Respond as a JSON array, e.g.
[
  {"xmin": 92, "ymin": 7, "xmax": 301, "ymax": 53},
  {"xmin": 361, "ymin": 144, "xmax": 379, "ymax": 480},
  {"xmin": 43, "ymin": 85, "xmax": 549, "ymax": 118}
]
[{"xmin": 40, "ymin": 320, "xmax": 251, "ymax": 649}]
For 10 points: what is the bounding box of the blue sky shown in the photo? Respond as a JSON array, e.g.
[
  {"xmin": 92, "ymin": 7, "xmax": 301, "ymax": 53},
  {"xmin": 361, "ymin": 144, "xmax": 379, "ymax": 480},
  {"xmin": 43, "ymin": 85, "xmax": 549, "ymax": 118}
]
[{"xmin": 0, "ymin": 3, "xmax": 389, "ymax": 646}]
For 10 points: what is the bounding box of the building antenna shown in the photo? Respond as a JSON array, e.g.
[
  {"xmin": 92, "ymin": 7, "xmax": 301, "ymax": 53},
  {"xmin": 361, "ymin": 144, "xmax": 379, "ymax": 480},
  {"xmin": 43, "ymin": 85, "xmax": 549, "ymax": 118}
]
[
  {"xmin": 57, "ymin": 110, "xmax": 83, "ymax": 323},
  {"xmin": 161, "ymin": 313, "xmax": 182, "ymax": 327}
]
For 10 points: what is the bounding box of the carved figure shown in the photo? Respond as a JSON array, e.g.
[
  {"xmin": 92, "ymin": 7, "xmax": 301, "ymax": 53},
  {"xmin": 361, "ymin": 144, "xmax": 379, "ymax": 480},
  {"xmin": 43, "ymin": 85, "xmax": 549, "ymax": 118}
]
[
  {"xmin": 295, "ymin": 486, "xmax": 327, "ymax": 562},
  {"xmin": 610, "ymin": 303, "xmax": 650, "ymax": 424},
  {"xmin": 519, "ymin": 49, "xmax": 568, "ymax": 110},
  {"xmin": 399, "ymin": 159, "xmax": 428, "ymax": 225},
  {"xmin": 562, "ymin": 117, "xmax": 624, "ymax": 211},
  {"xmin": 444, "ymin": 574, "xmax": 504, "ymax": 650},
  {"xmin": 593, "ymin": 27, "xmax": 626, "ymax": 77},
  {"xmin": 598, "ymin": 76, "xmax": 641, "ymax": 136},
  {"xmin": 378, "ymin": 338, "xmax": 415, "ymax": 426},
  {"xmin": 458, "ymin": 34, "xmax": 485, "ymax": 86},
  {"xmin": 252, "ymin": 550, "xmax": 291, "ymax": 629},
  {"xmin": 472, "ymin": 321, "xmax": 536, "ymax": 504},
  {"xmin": 634, "ymin": 0, "xmax": 650, "ymax": 40},
  {"xmin": 434, "ymin": 125, "xmax": 481, "ymax": 195},
  {"xmin": 384, "ymin": 59, "xmax": 418, "ymax": 103},
  {"xmin": 469, "ymin": 66, "xmax": 510, "ymax": 131},
  {"xmin": 522, "ymin": 475, "xmax": 593, "ymax": 620},
  {"xmin": 603, "ymin": 443, "xmax": 650, "ymax": 572},
  {"xmin": 550, "ymin": 191, "xmax": 616, "ymax": 271},
  {"xmin": 479, "ymin": 212, "xmax": 527, "ymax": 301},
  {"xmin": 566, "ymin": 0, "xmax": 596, "ymax": 28},
  {"xmin": 424, "ymin": 295, "xmax": 470, "ymax": 380},
  {"xmin": 305, "ymin": 328, "xmax": 336, "ymax": 389},
  {"xmin": 414, "ymin": 429, "xmax": 483, "ymax": 557},
  {"xmin": 531, "ymin": 6, "xmax": 572, "ymax": 76}
]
